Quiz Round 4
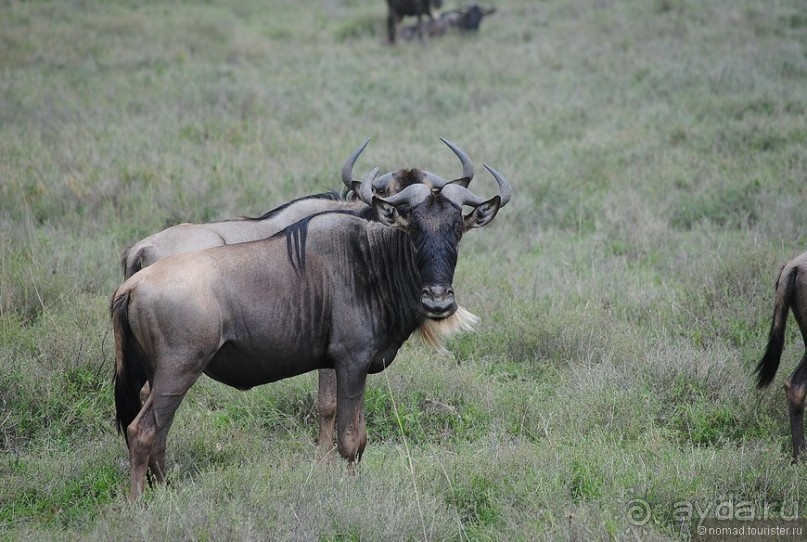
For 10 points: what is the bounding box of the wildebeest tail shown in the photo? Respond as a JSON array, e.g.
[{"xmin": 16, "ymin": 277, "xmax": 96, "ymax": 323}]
[
  {"xmin": 111, "ymin": 289, "xmax": 148, "ymax": 443},
  {"xmin": 120, "ymin": 245, "xmax": 143, "ymax": 280},
  {"xmin": 755, "ymin": 263, "xmax": 798, "ymax": 388}
]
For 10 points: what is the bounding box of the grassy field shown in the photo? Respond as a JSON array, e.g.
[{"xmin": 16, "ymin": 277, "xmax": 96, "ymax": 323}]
[{"xmin": 2, "ymin": 0, "xmax": 807, "ymax": 539}]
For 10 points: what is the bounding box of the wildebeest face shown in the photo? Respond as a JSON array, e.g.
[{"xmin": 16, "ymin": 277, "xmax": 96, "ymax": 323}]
[
  {"xmin": 373, "ymin": 184, "xmax": 500, "ymax": 319},
  {"xmin": 408, "ymin": 195, "xmax": 463, "ymax": 318},
  {"xmin": 349, "ymin": 140, "xmax": 512, "ymax": 319}
]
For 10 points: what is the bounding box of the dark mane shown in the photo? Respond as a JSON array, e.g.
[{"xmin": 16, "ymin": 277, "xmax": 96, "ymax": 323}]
[
  {"xmin": 280, "ymin": 209, "xmax": 370, "ymax": 275},
  {"xmin": 244, "ymin": 190, "xmax": 347, "ymax": 221}
]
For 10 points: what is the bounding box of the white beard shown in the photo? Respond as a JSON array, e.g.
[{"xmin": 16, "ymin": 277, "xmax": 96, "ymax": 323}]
[{"xmin": 416, "ymin": 305, "xmax": 479, "ymax": 355}]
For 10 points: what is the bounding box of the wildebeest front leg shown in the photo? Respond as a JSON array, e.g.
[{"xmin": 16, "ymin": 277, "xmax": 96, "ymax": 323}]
[
  {"xmin": 335, "ymin": 365, "xmax": 368, "ymax": 467},
  {"xmin": 785, "ymin": 354, "xmax": 807, "ymax": 461},
  {"xmin": 317, "ymin": 368, "xmax": 337, "ymax": 459}
]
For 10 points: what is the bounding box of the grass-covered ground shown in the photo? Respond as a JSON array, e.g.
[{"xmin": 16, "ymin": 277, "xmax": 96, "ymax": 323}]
[{"xmin": 2, "ymin": 0, "xmax": 807, "ymax": 539}]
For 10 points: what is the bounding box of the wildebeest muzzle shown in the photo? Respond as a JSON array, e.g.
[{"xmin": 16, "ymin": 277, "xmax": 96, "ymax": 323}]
[{"xmin": 421, "ymin": 284, "xmax": 456, "ymax": 319}]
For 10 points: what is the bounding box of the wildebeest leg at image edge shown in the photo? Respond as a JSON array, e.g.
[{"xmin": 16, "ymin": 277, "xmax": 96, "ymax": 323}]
[
  {"xmin": 756, "ymin": 253, "xmax": 807, "ymax": 461},
  {"xmin": 785, "ymin": 354, "xmax": 807, "ymax": 460}
]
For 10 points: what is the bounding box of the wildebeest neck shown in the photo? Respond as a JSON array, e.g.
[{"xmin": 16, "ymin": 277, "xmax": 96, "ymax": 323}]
[
  {"xmin": 364, "ymin": 225, "xmax": 426, "ymax": 331},
  {"xmin": 281, "ymin": 213, "xmax": 426, "ymax": 333}
]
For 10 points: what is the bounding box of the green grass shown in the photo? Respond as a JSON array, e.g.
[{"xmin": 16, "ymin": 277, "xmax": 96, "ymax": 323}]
[{"xmin": 2, "ymin": 0, "xmax": 807, "ymax": 539}]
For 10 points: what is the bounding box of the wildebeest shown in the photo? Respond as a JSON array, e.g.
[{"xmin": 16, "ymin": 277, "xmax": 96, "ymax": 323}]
[
  {"xmin": 755, "ymin": 251, "xmax": 807, "ymax": 461},
  {"xmin": 118, "ymin": 139, "xmax": 476, "ymax": 457},
  {"xmin": 386, "ymin": 0, "xmax": 443, "ymax": 44},
  {"xmin": 399, "ymin": 3, "xmax": 496, "ymax": 41},
  {"xmin": 455, "ymin": 4, "xmax": 496, "ymax": 32},
  {"xmin": 112, "ymin": 153, "xmax": 511, "ymax": 500},
  {"xmin": 120, "ymin": 140, "xmax": 373, "ymax": 281}
]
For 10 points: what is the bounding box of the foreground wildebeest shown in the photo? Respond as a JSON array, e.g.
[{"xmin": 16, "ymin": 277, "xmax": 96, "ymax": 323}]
[
  {"xmin": 386, "ymin": 0, "xmax": 443, "ymax": 44},
  {"xmin": 112, "ymin": 156, "xmax": 511, "ymax": 499},
  {"xmin": 755, "ymin": 251, "xmax": 807, "ymax": 461},
  {"xmin": 399, "ymin": 3, "xmax": 496, "ymax": 41},
  {"xmin": 118, "ymin": 139, "xmax": 476, "ymax": 457}
]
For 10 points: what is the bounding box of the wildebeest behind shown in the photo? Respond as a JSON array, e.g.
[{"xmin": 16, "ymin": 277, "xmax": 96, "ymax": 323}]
[
  {"xmin": 112, "ymin": 162, "xmax": 512, "ymax": 499},
  {"xmin": 755, "ymin": 251, "xmax": 807, "ymax": 461},
  {"xmin": 386, "ymin": 0, "xmax": 443, "ymax": 44},
  {"xmin": 119, "ymin": 138, "xmax": 478, "ymax": 460},
  {"xmin": 398, "ymin": 4, "xmax": 496, "ymax": 41},
  {"xmin": 120, "ymin": 137, "xmax": 474, "ymax": 280},
  {"xmin": 119, "ymin": 139, "xmax": 374, "ymax": 280}
]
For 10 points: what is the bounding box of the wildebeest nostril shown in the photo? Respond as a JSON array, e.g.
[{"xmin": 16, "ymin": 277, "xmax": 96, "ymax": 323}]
[
  {"xmin": 421, "ymin": 286, "xmax": 457, "ymax": 318},
  {"xmin": 422, "ymin": 285, "xmax": 454, "ymax": 302}
]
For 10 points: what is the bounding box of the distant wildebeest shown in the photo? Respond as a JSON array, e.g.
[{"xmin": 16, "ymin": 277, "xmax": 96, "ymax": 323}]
[
  {"xmin": 454, "ymin": 3, "xmax": 496, "ymax": 32},
  {"xmin": 755, "ymin": 251, "xmax": 807, "ymax": 461},
  {"xmin": 399, "ymin": 3, "xmax": 496, "ymax": 41},
  {"xmin": 112, "ymin": 158, "xmax": 511, "ymax": 499},
  {"xmin": 118, "ymin": 139, "xmax": 476, "ymax": 457},
  {"xmin": 386, "ymin": 0, "xmax": 443, "ymax": 44}
]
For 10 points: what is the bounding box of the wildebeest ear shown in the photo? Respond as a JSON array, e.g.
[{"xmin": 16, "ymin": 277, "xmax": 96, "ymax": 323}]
[
  {"xmin": 373, "ymin": 197, "xmax": 410, "ymax": 230},
  {"xmin": 463, "ymin": 195, "xmax": 500, "ymax": 230}
]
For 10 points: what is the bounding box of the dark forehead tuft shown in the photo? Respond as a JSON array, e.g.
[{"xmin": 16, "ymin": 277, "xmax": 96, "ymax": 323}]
[{"xmin": 395, "ymin": 168, "xmax": 425, "ymax": 188}]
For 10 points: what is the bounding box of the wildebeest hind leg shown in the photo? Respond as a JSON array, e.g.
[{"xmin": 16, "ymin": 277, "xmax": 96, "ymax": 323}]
[
  {"xmin": 317, "ymin": 369, "xmax": 338, "ymax": 460},
  {"xmin": 127, "ymin": 393, "xmax": 156, "ymax": 500},
  {"xmin": 785, "ymin": 353, "xmax": 807, "ymax": 462},
  {"xmin": 148, "ymin": 429, "xmax": 169, "ymax": 485},
  {"xmin": 127, "ymin": 372, "xmax": 193, "ymax": 499},
  {"xmin": 134, "ymin": 381, "xmax": 168, "ymax": 486},
  {"xmin": 139, "ymin": 381, "xmax": 151, "ymax": 405}
]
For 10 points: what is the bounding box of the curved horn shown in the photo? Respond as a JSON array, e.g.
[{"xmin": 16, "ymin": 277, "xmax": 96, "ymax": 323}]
[
  {"xmin": 410, "ymin": 139, "xmax": 476, "ymax": 190},
  {"xmin": 440, "ymin": 137, "xmax": 474, "ymax": 187},
  {"xmin": 352, "ymin": 167, "xmax": 380, "ymax": 205},
  {"xmin": 440, "ymin": 184, "xmax": 486, "ymax": 208},
  {"xmin": 483, "ymin": 163, "xmax": 512, "ymax": 207},
  {"xmin": 370, "ymin": 139, "xmax": 475, "ymax": 193},
  {"xmin": 440, "ymin": 164, "xmax": 512, "ymax": 208},
  {"xmin": 375, "ymin": 183, "xmax": 432, "ymax": 208},
  {"xmin": 421, "ymin": 170, "xmax": 452, "ymax": 189},
  {"xmin": 341, "ymin": 138, "xmax": 371, "ymax": 191}
]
